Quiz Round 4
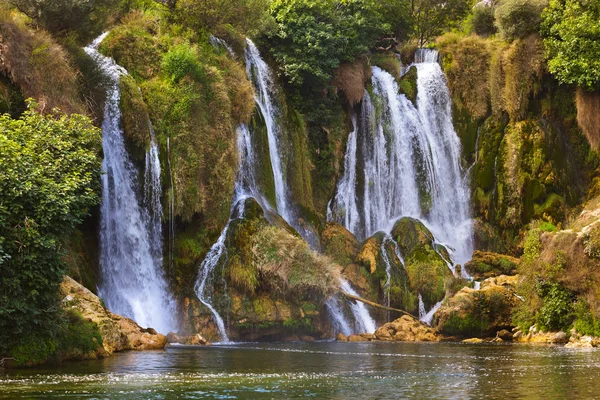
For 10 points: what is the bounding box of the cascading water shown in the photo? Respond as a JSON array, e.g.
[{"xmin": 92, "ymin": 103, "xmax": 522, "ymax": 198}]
[
  {"xmin": 245, "ymin": 39, "xmax": 374, "ymax": 334},
  {"xmin": 329, "ymin": 49, "xmax": 474, "ymax": 271},
  {"xmin": 85, "ymin": 33, "xmax": 176, "ymax": 334},
  {"xmin": 194, "ymin": 125, "xmax": 261, "ymax": 343},
  {"xmin": 166, "ymin": 137, "xmax": 175, "ymax": 274},
  {"xmin": 339, "ymin": 280, "xmax": 377, "ymax": 334},
  {"xmin": 418, "ymin": 293, "xmax": 443, "ymax": 326},
  {"xmin": 244, "ymin": 39, "xmax": 292, "ymax": 223}
]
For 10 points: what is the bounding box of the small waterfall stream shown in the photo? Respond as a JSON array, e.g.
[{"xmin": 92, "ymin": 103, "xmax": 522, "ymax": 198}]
[
  {"xmin": 329, "ymin": 49, "xmax": 473, "ymax": 271},
  {"xmin": 85, "ymin": 33, "xmax": 176, "ymax": 334},
  {"xmin": 194, "ymin": 125, "xmax": 260, "ymax": 343}
]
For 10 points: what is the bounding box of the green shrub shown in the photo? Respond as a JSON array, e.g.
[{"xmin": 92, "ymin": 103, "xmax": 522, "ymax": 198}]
[
  {"xmin": 162, "ymin": 43, "xmax": 204, "ymax": 84},
  {"xmin": 541, "ymin": 0, "xmax": 600, "ymax": 90},
  {"xmin": 0, "ymin": 102, "xmax": 102, "ymax": 356},
  {"xmin": 573, "ymin": 300, "xmax": 600, "ymax": 337},
  {"xmin": 494, "ymin": 0, "xmax": 546, "ymax": 41},
  {"xmin": 57, "ymin": 309, "xmax": 103, "ymax": 355},
  {"xmin": 536, "ymin": 282, "xmax": 574, "ymax": 331},
  {"xmin": 472, "ymin": 4, "xmax": 497, "ymax": 37}
]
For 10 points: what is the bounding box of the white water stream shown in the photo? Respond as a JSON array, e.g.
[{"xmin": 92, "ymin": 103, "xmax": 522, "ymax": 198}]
[{"xmin": 86, "ymin": 33, "xmax": 176, "ymax": 334}]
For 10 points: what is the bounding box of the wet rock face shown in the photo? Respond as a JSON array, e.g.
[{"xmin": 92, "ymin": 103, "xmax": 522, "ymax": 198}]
[
  {"xmin": 60, "ymin": 276, "xmax": 168, "ymax": 354},
  {"xmin": 374, "ymin": 315, "xmax": 439, "ymax": 342},
  {"xmin": 464, "ymin": 251, "xmax": 519, "ymax": 279},
  {"xmin": 321, "ymin": 222, "xmax": 360, "ymax": 267},
  {"xmin": 433, "ymin": 275, "xmax": 520, "ymax": 338}
]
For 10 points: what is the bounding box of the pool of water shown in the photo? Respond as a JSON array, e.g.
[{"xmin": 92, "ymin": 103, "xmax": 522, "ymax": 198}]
[{"xmin": 2, "ymin": 342, "xmax": 600, "ymax": 399}]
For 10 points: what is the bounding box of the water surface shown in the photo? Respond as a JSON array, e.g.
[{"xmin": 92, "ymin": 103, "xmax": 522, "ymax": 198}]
[{"xmin": 2, "ymin": 342, "xmax": 600, "ymax": 399}]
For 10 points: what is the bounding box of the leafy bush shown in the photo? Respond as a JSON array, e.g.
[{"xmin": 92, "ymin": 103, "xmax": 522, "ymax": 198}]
[
  {"xmin": 162, "ymin": 43, "xmax": 204, "ymax": 83},
  {"xmin": 412, "ymin": 0, "xmax": 470, "ymax": 46},
  {"xmin": 573, "ymin": 300, "xmax": 600, "ymax": 337},
  {"xmin": 494, "ymin": 0, "xmax": 546, "ymax": 41},
  {"xmin": 0, "ymin": 103, "xmax": 102, "ymax": 356},
  {"xmin": 536, "ymin": 282, "xmax": 574, "ymax": 331},
  {"xmin": 541, "ymin": 0, "xmax": 600, "ymax": 90},
  {"xmin": 269, "ymin": 0, "xmax": 387, "ymax": 86},
  {"xmin": 472, "ymin": 4, "xmax": 497, "ymax": 37}
]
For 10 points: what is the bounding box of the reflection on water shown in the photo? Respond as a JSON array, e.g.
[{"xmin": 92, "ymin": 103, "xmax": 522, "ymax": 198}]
[{"xmin": 2, "ymin": 342, "xmax": 600, "ymax": 399}]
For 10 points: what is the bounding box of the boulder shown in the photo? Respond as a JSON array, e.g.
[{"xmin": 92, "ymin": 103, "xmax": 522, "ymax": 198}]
[
  {"xmin": 464, "ymin": 251, "xmax": 519, "ymax": 279},
  {"xmin": 321, "ymin": 222, "xmax": 360, "ymax": 267},
  {"xmin": 391, "ymin": 217, "xmax": 433, "ymax": 256},
  {"xmin": 497, "ymin": 329, "xmax": 514, "ymax": 341},
  {"xmin": 60, "ymin": 276, "xmax": 168, "ymax": 354},
  {"xmin": 512, "ymin": 325, "xmax": 569, "ymax": 344},
  {"xmin": 374, "ymin": 315, "xmax": 440, "ymax": 342},
  {"xmin": 348, "ymin": 334, "xmax": 368, "ymax": 342},
  {"xmin": 433, "ymin": 275, "xmax": 520, "ymax": 338},
  {"xmin": 167, "ymin": 332, "xmax": 181, "ymax": 344},
  {"xmin": 336, "ymin": 333, "xmax": 348, "ymax": 342},
  {"xmin": 462, "ymin": 338, "xmax": 484, "ymax": 343}
]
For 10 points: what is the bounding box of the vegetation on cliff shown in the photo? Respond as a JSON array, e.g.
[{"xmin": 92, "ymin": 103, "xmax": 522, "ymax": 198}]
[{"xmin": 0, "ymin": 103, "xmax": 102, "ymax": 362}]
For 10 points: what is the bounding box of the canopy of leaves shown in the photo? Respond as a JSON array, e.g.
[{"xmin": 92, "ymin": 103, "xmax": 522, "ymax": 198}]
[
  {"xmin": 268, "ymin": 0, "xmax": 388, "ymax": 86},
  {"xmin": 494, "ymin": 0, "xmax": 546, "ymax": 42},
  {"xmin": 541, "ymin": 0, "xmax": 600, "ymax": 90},
  {"xmin": 412, "ymin": 0, "xmax": 470, "ymax": 46},
  {"xmin": 0, "ymin": 103, "xmax": 102, "ymax": 354}
]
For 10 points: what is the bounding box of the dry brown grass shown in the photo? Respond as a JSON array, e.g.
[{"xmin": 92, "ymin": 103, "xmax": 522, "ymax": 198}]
[
  {"xmin": 251, "ymin": 226, "xmax": 341, "ymax": 301},
  {"xmin": 332, "ymin": 58, "xmax": 370, "ymax": 106},
  {"xmin": 576, "ymin": 88, "xmax": 600, "ymax": 150},
  {"xmin": 502, "ymin": 34, "xmax": 544, "ymax": 120},
  {"xmin": 437, "ymin": 34, "xmax": 492, "ymax": 119},
  {"xmin": 0, "ymin": 9, "xmax": 83, "ymax": 114}
]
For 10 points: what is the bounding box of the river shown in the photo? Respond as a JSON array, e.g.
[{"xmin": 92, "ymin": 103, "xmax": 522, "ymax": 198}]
[{"xmin": 2, "ymin": 342, "xmax": 600, "ymax": 398}]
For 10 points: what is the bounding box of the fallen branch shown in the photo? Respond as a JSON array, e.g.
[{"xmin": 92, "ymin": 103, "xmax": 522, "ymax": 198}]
[{"xmin": 340, "ymin": 291, "xmax": 419, "ymax": 320}]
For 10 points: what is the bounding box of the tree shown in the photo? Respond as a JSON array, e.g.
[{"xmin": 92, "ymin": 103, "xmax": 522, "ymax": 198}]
[
  {"xmin": 269, "ymin": 0, "xmax": 388, "ymax": 86},
  {"xmin": 494, "ymin": 0, "xmax": 546, "ymax": 41},
  {"xmin": 541, "ymin": 0, "xmax": 600, "ymax": 90},
  {"xmin": 9, "ymin": 0, "xmax": 118, "ymax": 39},
  {"xmin": 412, "ymin": 0, "xmax": 470, "ymax": 46},
  {"xmin": 0, "ymin": 102, "xmax": 102, "ymax": 354}
]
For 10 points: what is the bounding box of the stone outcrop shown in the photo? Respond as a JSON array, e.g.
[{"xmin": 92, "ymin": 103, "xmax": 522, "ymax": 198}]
[
  {"xmin": 433, "ymin": 275, "xmax": 520, "ymax": 338},
  {"xmin": 60, "ymin": 276, "xmax": 167, "ymax": 354},
  {"xmin": 512, "ymin": 325, "xmax": 568, "ymax": 344},
  {"xmin": 374, "ymin": 315, "xmax": 440, "ymax": 342},
  {"xmin": 464, "ymin": 251, "xmax": 519, "ymax": 279}
]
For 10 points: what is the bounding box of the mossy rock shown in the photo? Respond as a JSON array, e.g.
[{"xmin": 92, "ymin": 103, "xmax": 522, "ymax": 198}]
[
  {"xmin": 371, "ymin": 52, "xmax": 401, "ymax": 80},
  {"xmin": 119, "ymin": 75, "xmax": 151, "ymax": 162},
  {"xmin": 534, "ymin": 193, "xmax": 565, "ymax": 225},
  {"xmin": 404, "ymin": 247, "xmax": 452, "ymax": 310},
  {"xmin": 464, "ymin": 250, "xmax": 519, "ymax": 279},
  {"xmin": 356, "ymin": 232, "xmax": 386, "ymax": 273},
  {"xmin": 398, "ymin": 66, "xmax": 417, "ymax": 105},
  {"xmin": 321, "ymin": 222, "xmax": 360, "ymax": 267},
  {"xmin": 391, "ymin": 217, "xmax": 433, "ymax": 257},
  {"xmin": 433, "ymin": 276, "xmax": 519, "ymax": 337}
]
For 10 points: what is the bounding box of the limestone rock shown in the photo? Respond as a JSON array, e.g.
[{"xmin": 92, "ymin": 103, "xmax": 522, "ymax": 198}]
[
  {"xmin": 462, "ymin": 338, "xmax": 484, "ymax": 343},
  {"xmin": 497, "ymin": 329, "xmax": 514, "ymax": 341},
  {"xmin": 433, "ymin": 275, "xmax": 520, "ymax": 338},
  {"xmin": 512, "ymin": 325, "xmax": 569, "ymax": 344},
  {"xmin": 464, "ymin": 251, "xmax": 519, "ymax": 279},
  {"xmin": 336, "ymin": 333, "xmax": 348, "ymax": 342},
  {"xmin": 374, "ymin": 315, "xmax": 440, "ymax": 342},
  {"xmin": 321, "ymin": 222, "xmax": 360, "ymax": 267},
  {"xmin": 60, "ymin": 276, "xmax": 167, "ymax": 354}
]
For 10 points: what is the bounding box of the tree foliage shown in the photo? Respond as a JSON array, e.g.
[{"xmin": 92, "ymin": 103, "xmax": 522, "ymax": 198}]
[
  {"xmin": 269, "ymin": 0, "xmax": 388, "ymax": 86},
  {"xmin": 412, "ymin": 0, "xmax": 470, "ymax": 46},
  {"xmin": 541, "ymin": 0, "xmax": 600, "ymax": 90},
  {"xmin": 494, "ymin": 0, "xmax": 546, "ymax": 42},
  {"xmin": 0, "ymin": 103, "xmax": 102, "ymax": 354}
]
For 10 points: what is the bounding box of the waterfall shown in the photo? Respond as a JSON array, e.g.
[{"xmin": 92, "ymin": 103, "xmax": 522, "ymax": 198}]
[
  {"xmin": 245, "ymin": 40, "xmax": 373, "ymax": 334},
  {"xmin": 194, "ymin": 124, "xmax": 261, "ymax": 343},
  {"xmin": 339, "ymin": 280, "xmax": 377, "ymax": 334},
  {"xmin": 166, "ymin": 137, "xmax": 175, "ymax": 274},
  {"xmin": 325, "ymin": 296, "xmax": 353, "ymax": 337},
  {"xmin": 85, "ymin": 33, "xmax": 176, "ymax": 334},
  {"xmin": 418, "ymin": 293, "xmax": 443, "ymax": 326},
  {"xmin": 244, "ymin": 39, "xmax": 292, "ymax": 223},
  {"xmin": 329, "ymin": 49, "xmax": 474, "ymax": 270}
]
